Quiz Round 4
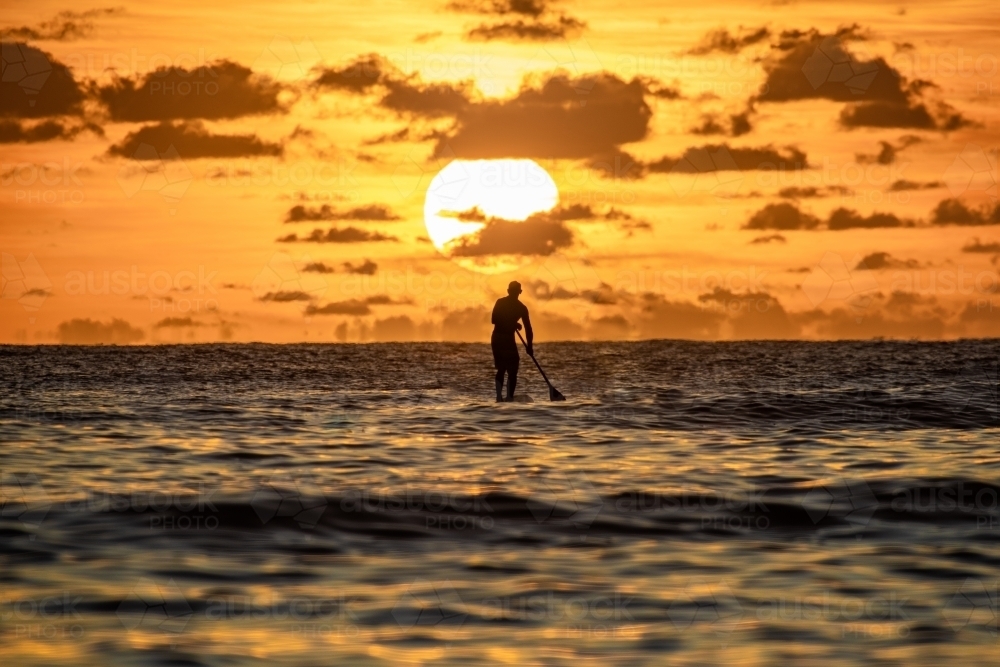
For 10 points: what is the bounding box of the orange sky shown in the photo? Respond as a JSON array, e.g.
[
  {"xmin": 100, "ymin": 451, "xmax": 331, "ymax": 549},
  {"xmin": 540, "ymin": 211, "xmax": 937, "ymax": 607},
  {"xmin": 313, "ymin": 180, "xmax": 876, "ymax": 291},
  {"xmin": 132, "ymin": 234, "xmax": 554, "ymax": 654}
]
[{"xmin": 1, "ymin": 0, "xmax": 998, "ymax": 343}]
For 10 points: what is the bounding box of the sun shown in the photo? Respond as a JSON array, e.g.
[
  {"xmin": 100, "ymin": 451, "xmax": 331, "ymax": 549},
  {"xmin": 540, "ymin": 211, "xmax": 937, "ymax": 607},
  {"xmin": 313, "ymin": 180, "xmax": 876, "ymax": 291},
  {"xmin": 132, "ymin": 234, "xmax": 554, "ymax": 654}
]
[{"xmin": 423, "ymin": 159, "xmax": 559, "ymax": 273}]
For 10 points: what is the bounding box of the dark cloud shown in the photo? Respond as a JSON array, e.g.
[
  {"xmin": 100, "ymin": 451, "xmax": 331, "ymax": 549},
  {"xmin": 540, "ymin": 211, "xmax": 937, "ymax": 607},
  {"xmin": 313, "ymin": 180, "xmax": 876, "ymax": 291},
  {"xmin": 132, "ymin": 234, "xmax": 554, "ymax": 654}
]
[
  {"xmin": 642, "ymin": 79, "xmax": 683, "ymax": 100},
  {"xmin": 449, "ymin": 0, "xmax": 586, "ymax": 41},
  {"xmin": 0, "ymin": 43, "xmax": 85, "ymax": 118},
  {"xmin": 757, "ymin": 27, "xmax": 975, "ymax": 130},
  {"xmin": 305, "ymin": 299, "xmax": 371, "ymax": 316},
  {"xmin": 750, "ymin": 233, "xmax": 786, "ymax": 244},
  {"xmin": 466, "ymin": 202, "xmax": 599, "ymax": 222},
  {"xmin": 293, "ymin": 259, "xmax": 381, "ymax": 276},
  {"xmin": 568, "ymin": 287, "xmax": 1000, "ymax": 341},
  {"xmin": 531, "ymin": 312, "xmax": 584, "ymax": 340},
  {"xmin": 0, "ymin": 9, "xmax": 121, "ymax": 41},
  {"xmin": 314, "ymin": 55, "xmax": 472, "ymax": 116},
  {"xmin": 447, "ymin": 0, "xmax": 547, "ymax": 16},
  {"xmin": 778, "ymin": 185, "xmax": 851, "ymax": 198},
  {"xmin": 645, "ymin": 144, "xmax": 808, "ymax": 174},
  {"xmin": 528, "ymin": 279, "xmax": 617, "ymax": 304},
  {"xmin": 857, "ymin": 140, "xmax": 897, "ymax": 165},
  {"xmin": 363, "ymin": 127, "xmax": 412, "ymax": 145},
  {"xmin": 796, "ymin": 291, "xmax": 949, "ymax": 340},
  {"xmin": 97, "ymin": 60, "xmax": 284, "ymax": 121},
  {"xmin": 154, "ymin": 316, "xmax": 202, "ymax": 328},
  {"xmin": 0, "ymin": 119, "xmax": 101, "ymax": 143},
  {"xmin": 856, "ymin": 135, "xmax": 920, "ymax": 165},
  {"xmin": 961, "ymin": 238, "xmax": 1000, "ymax": 253},
  {"xmin": 742, "ymin": 202, "xmax": 912, "ymax": 231},
  {"xmin": 343, "ymin": 259, "xmax": 378, "ymax": 275},
  {"xmin": 958, "ymin": 301, "xmax": 1000, "ymax": 338},
  {"xmin": 313, "ymin": 54, "xmax": 388, "ymax": 93},
  {"xmin": 589, "ymin": 314, "xmax": 631, "ymax": 340},
  {"xmin": 107, "ymin": 121, "xmax": 282, "ymax": 159},
  {"xmin": 853, "ymin": 252, "xmax": 920, "ymax": 270},
  {"xmin": 637, "ymin": 296, "xmax": 725, "ymax": 340},
  {"xmin": 305, "ymin": 295, "xmax": 410, "ymax": 316},
  {"xmin": 466, "ymin": 15, "xmax": 585, "ymax": 41},
  {"xmin": 314, "ymin": 58, "xmax": 655, "ymax": 160},
  {"xmin": 931, "ymin": 198, "xmax": 1000, "ymax": 226},
  {"xmin": 440, "ymin": 73, "xmax": 651, "ymax": 159},
  {"xmin": 382, "ymin": 79, "xmax": 474, "ymax": 117},
  {"xmin": 277, "ymin": 227, "xmax": 398, "ymax": 243},
  {"xmin": 441, "ymin": 202, "xmax": 634, "ymax": 244},
  {"xmin": 302, "ymin": 262, "xmax": 336, "ymax": 273},
  {"xmin": 445, "ymin": 207, "xmax": 573, "ymax": 256},
  {"xmin": 839, "ymin": 101, "xmax": 936, "ymax": 129},
  {"xmin": 827, "ymin": 208, "xmax": 911, "ymax": 230},
  {"xmin": 887, "ymin": 179, "xmax": 942, "ymax": 192},
  {"xmin": 687, "ymin": 26, "xmax": 770, "ymax": 55},
  {"xmin": 57, "ymin": 318, "xmax": 144, "ymax": 344},
  {"xmin": 441, "ymin": 306, "xmax": 490, "ymax": 342},
  {"xmin": 259, "ymin": 290, "xmax": 313, "ymax": 302},
  {"xmin": 691, "ymin": 112, "xmax": 753, "ymax": 137},
  {"xmin": 414, "ymin": 31, "xmax": 442, "ymax": 44},
  {"xmin": 365, "ymin": 294, "xmax": 411, "ymax": 305},
  {"xmin": 698, "ymin": 287, "xmax": 797, "ymax": 339},
  {"xmin": 372, "ymin": 315, "xmax": 419, "ymax": 341},
  {"xmin": 743, "ymin": 203, "xmax": 821, "ymax": 230},
  {"xmin": 759, "ymin": 26, "xmax": 904, "ymax": 104},
  {"xmin": 730, "ymin": 112, "xmax": 753, "ymax": 136},
  {"xmin": 604, "ymin": 207, "xmax": 652, "ymax": 233},
  {"xmin": 284, "ymin": 204, "xmax": 401, "ymax": 223}
]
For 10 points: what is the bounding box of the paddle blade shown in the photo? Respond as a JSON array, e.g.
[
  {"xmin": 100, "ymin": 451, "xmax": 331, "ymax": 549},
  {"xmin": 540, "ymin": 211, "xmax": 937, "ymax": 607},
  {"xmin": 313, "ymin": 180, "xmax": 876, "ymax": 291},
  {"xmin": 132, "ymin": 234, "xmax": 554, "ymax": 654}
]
[{"xmin": 549, "ymin": 386, "xmax": 566, "ymax": 401}]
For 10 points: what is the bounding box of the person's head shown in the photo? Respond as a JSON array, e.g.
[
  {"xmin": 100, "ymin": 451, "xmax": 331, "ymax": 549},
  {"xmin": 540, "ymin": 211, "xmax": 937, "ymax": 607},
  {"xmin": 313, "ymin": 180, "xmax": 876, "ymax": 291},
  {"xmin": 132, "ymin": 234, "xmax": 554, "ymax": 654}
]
[{"xmin": 507, "ymin": 281, "xmax": 522, "ymax": 298}]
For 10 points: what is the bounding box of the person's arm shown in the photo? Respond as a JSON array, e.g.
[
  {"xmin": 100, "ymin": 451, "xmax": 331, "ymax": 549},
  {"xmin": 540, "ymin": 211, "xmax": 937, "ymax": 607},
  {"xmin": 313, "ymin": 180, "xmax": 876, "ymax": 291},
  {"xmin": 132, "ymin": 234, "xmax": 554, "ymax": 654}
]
[
  {"xmin": 491, "ymin": 300, "xmax": 498, "ymax": 325},
  {"xmin": 522, "ymin": 309, "xmax": 533, "ymax": 355}
]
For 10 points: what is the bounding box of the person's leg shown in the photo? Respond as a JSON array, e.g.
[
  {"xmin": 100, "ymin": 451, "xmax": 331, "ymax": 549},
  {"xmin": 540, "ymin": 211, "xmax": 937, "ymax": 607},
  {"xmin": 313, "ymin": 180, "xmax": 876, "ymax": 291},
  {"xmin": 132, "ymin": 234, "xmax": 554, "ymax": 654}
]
[
  {"xmin": 505, "ymin": 357, "xmax": 519, "ymax": 401},
  {"xmin": 495, "ymin": 367, "xmax": 505, "ymax": 402},
  {"xmin": 492, "ymin": 341, "xmax": 505, "ymax": 402}
]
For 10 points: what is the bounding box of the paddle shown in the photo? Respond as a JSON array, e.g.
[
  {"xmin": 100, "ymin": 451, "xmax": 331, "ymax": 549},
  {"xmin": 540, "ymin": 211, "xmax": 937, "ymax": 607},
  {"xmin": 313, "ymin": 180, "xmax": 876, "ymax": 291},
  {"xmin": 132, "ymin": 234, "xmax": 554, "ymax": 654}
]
[{"xmin": 516, "ymin": 330, "xmax": 566, "ymax": 401}]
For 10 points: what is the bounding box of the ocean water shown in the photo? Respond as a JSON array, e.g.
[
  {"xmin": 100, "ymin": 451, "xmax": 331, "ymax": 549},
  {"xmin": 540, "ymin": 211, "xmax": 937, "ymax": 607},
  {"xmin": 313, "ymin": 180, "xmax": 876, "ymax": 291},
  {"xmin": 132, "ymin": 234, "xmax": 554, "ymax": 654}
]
[{"xmin": 1, "ymin": 340, "xmax": 999, "ymax": 666}]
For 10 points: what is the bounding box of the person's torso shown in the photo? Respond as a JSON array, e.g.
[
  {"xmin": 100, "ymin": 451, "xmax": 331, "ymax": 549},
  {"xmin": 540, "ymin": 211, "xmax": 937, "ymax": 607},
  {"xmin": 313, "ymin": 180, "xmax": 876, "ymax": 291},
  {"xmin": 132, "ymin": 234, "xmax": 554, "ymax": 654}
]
[{"xmin": 492, "ymin": 296, "xmax": 526, "ymax": 338}]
